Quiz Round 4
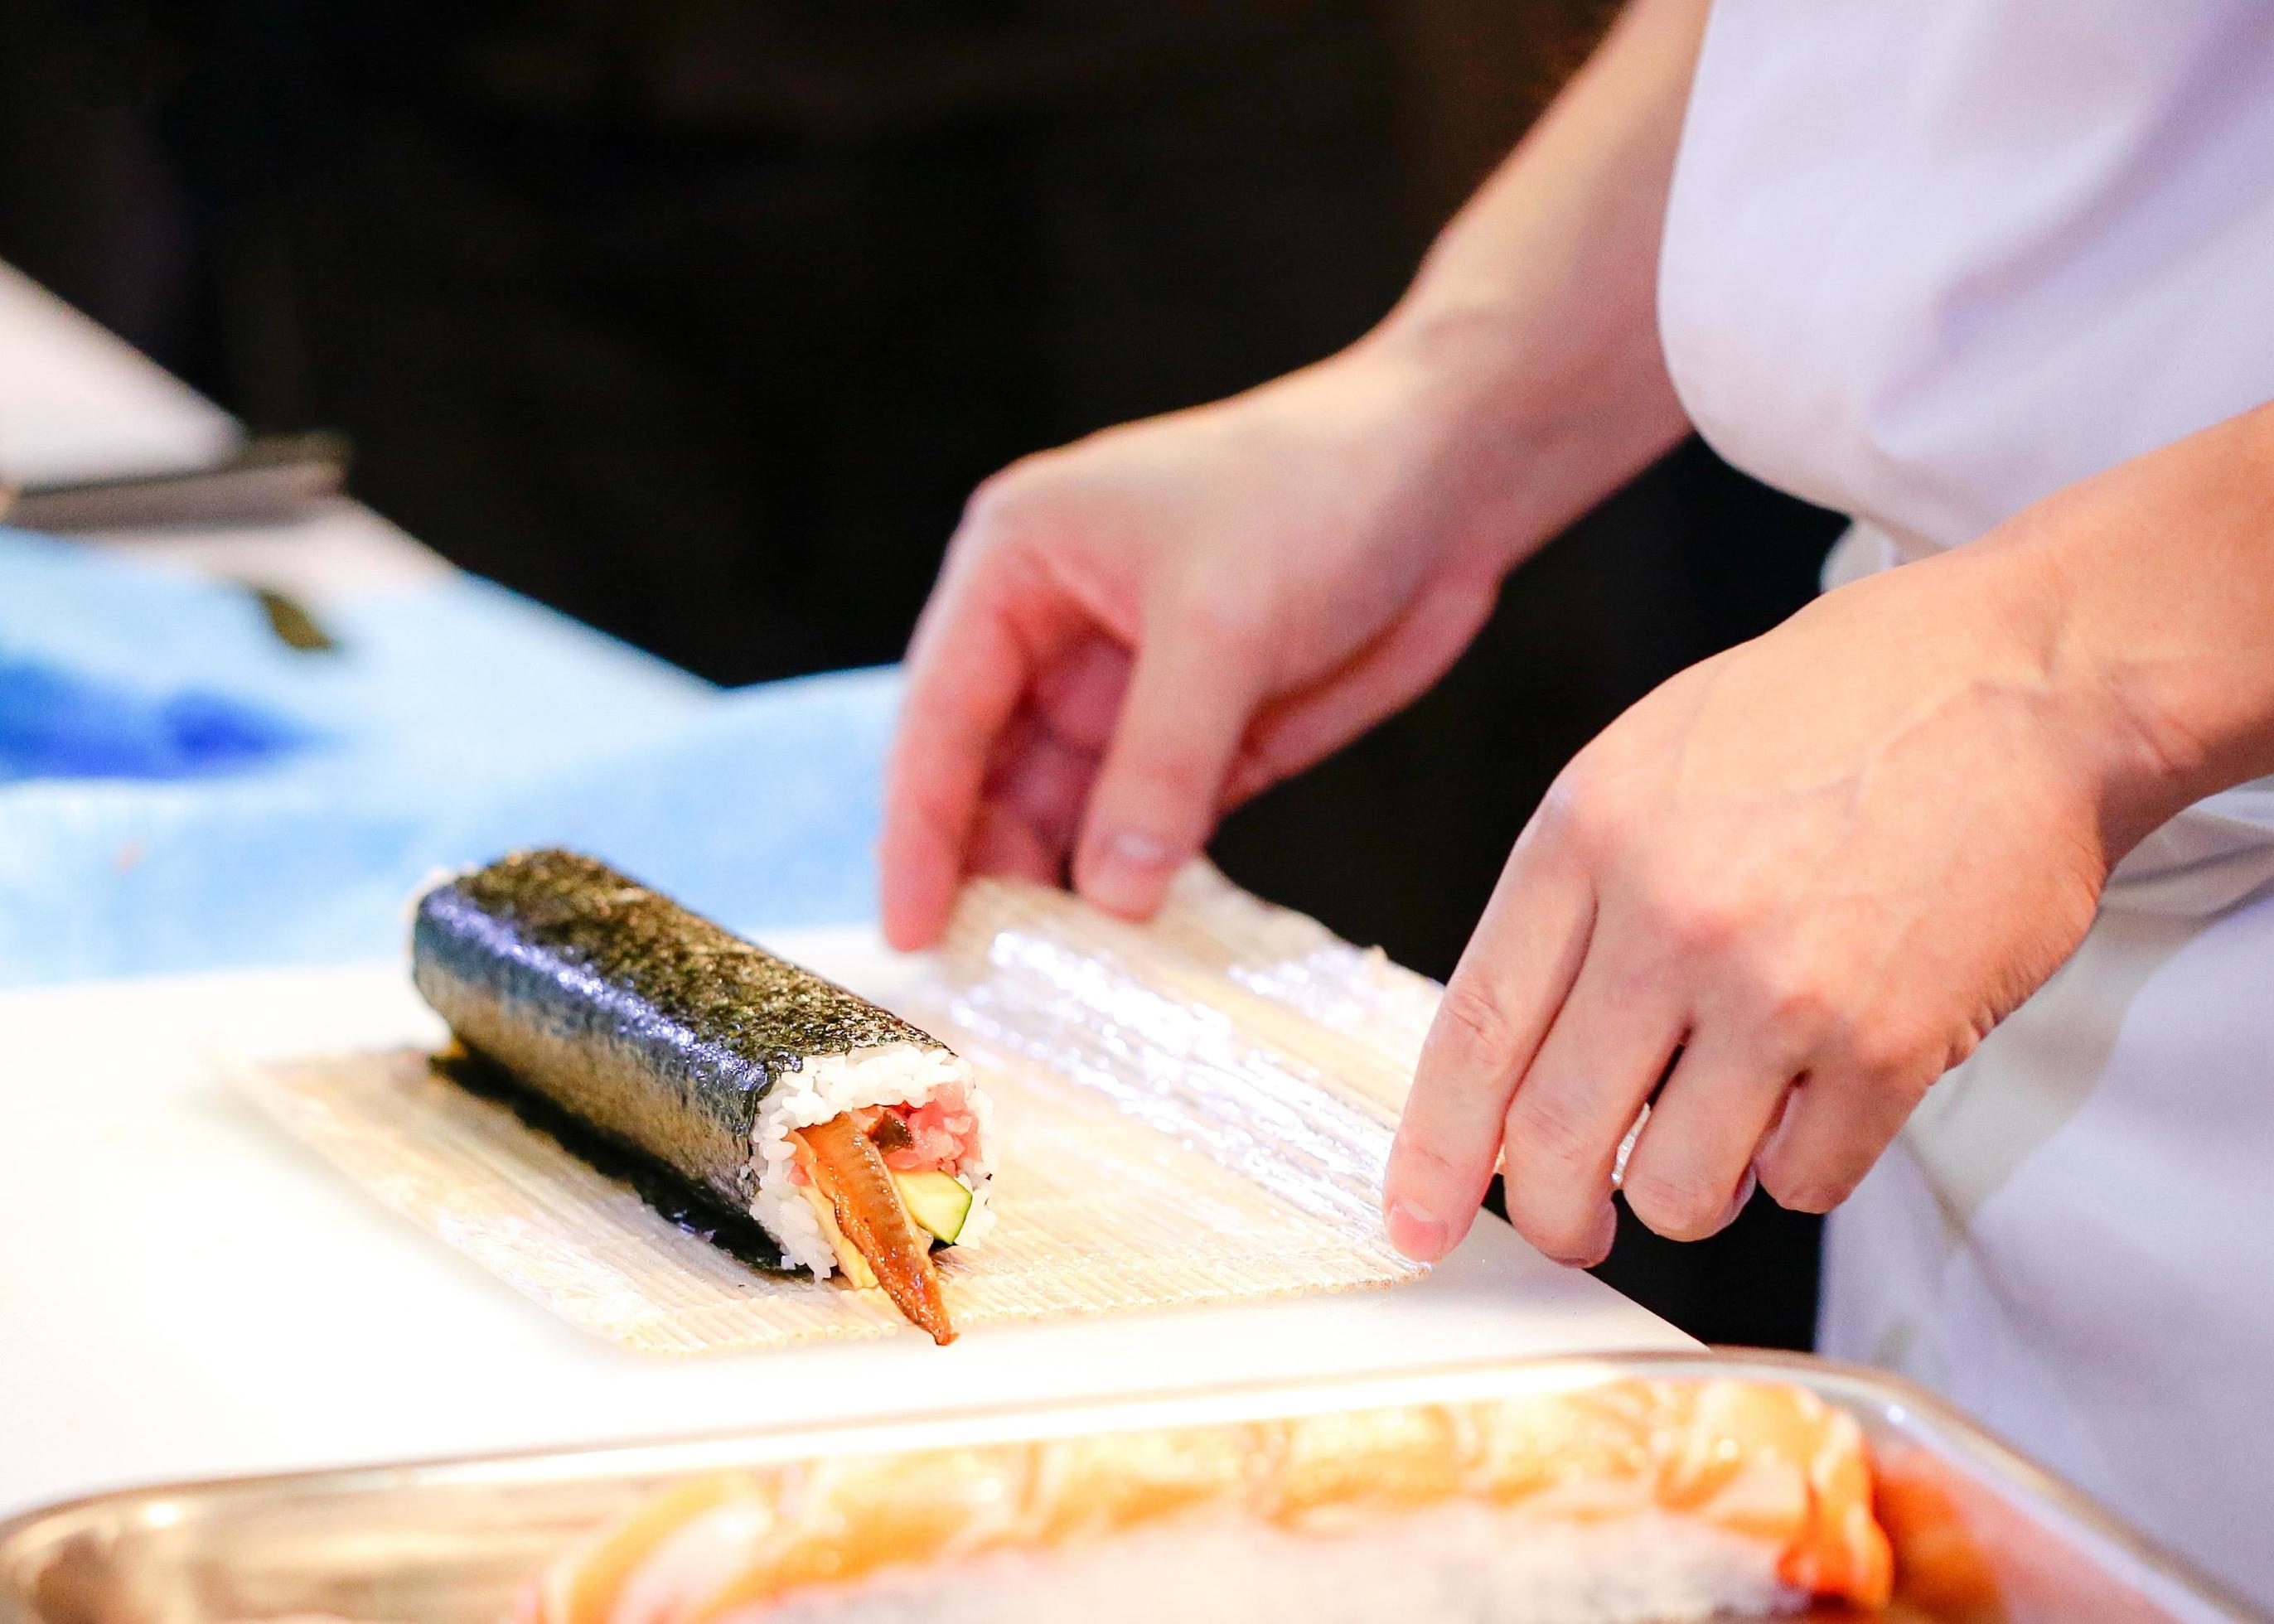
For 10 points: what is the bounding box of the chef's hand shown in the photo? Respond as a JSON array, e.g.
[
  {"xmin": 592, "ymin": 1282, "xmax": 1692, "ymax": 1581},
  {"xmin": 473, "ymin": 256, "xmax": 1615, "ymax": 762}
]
[
  {"xmin": 1382, "ymin": 539, "xmax": 2141, "ymax": 1264},
  {"xmin": 879, "ymin": 347, "xmax": 1524, "ymax": 949},
  {"xmin": 878, "ymin": 0, "xmax": 1704, "ymax": 950}
]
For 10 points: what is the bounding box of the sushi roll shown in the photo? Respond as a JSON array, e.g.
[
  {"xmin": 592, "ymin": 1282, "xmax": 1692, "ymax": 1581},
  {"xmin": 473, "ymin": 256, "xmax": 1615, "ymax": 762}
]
[
  {"xmin": 515, "ymin": 1379, "xmax": 1895, "ymax": 1623},
  {"xmin": 411, "ymin": 849, "xmax": 993, "ymax": 1343}
]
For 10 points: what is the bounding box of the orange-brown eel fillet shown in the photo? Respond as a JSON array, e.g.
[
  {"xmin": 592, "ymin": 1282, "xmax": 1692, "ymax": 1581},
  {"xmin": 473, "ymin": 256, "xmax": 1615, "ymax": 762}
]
[{"xmin": 792, "ymin": 1112, "xmax": 956, "ymax": 1344}]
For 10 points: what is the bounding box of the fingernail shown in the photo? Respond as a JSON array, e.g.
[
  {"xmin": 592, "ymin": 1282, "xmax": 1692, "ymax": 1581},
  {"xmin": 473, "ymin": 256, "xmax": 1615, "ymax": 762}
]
[
  {"xmin": 1084, "ymin": 830, "xmax": 1178, "ymax": 915},
  {"xmin": 1386, "ymin": 1199, "xmax": 1449, "ymax": 1261},
  {"xmin": 1108, "ymin": 829, "xmax": 1176, "ymax": 868},
  {"xmin": 1561, "ymin": 1201, "xmax": 1618, "ymax": 1269},
  {"xmin": 1722, "ymin": 1168, "xmax": 1759, "ymax": 1228}
]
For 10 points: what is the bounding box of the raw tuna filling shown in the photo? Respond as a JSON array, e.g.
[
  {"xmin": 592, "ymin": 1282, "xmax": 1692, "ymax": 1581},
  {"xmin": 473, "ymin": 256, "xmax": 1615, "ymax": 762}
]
[{"xmin": 786, "ymin": 1085, "xmax": 981, "ymax": 1186}]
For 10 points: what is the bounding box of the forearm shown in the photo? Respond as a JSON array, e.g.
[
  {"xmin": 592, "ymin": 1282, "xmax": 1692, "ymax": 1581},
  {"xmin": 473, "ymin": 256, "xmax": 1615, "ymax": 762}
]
[
  {"xmin": 1987, "ymin": 398, "xmax": 2274, "ymax": 853},
  {"xmin": 1361, "ymin": 0, "xmax": 1709, "ymax": 570}
]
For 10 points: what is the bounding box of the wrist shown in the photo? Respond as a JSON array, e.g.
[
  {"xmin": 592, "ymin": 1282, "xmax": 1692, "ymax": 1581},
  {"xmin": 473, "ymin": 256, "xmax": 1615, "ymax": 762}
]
[
  {"xmin": 1976, "ymin": 471, "xmax": 2274, "ymax": 862},
  {"xmin": 1350, "ymin": 296, "xmax": 1689, "ymax": 579}
]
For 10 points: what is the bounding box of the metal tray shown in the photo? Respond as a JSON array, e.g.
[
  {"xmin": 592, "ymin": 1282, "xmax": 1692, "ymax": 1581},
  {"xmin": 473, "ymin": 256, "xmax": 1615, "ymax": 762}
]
[{"xmin": 1, "ymin": 1351, "xmax": 2258, "ymax": 1624}]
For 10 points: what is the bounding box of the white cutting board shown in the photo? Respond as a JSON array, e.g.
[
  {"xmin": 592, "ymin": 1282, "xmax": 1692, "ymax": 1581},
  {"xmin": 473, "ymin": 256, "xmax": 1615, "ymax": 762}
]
[{"xmin": 0, "ymin": 929, "xmax": 1689, "ymax": 1518}]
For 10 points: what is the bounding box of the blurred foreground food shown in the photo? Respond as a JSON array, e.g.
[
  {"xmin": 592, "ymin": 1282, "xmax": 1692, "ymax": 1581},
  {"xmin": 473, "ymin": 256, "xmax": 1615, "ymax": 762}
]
[{"xmin": 517, "ymin": 1378, "xmax": 1891, "ymax": 1624}]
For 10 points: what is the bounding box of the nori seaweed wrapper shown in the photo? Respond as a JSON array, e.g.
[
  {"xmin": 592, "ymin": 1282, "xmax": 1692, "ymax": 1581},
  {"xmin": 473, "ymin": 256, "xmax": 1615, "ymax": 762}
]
[{"xmin": 411, "ymin": 848, "xmax": 950, "ymax": 1217}]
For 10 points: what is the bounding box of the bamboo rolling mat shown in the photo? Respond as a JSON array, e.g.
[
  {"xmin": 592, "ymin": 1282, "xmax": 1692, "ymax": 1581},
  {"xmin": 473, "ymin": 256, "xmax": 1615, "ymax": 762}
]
[{"xmin": 235, "ymin": 868, "xmax": 1445, "ymax": 1355}]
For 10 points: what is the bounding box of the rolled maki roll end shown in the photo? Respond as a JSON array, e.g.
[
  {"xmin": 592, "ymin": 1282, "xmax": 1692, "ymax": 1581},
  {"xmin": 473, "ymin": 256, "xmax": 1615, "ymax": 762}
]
[{"xmin": 410, "ymin": 849, "xmax": 995, "ymax": 1341}]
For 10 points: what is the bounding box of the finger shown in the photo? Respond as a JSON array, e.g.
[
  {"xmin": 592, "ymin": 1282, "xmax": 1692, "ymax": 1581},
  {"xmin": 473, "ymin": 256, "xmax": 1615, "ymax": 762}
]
[
  {"xmin": 1618, "ymin": 1026, "xmax": 1793, "ymax": 1242},
  {"xmin": 881, "ymin": 562, "xmax": 1077, "ymax": 950},
  {"xmin": 1382, "ymin": 823, "xmax": 1594, "ymax": 1262},
  {"xmin": 974, "ymin": 713, "xmax": 1100, "ymax": 882},
  {"xmin": 900, "ymin": 508, "xmax": 994, "ymax": 670},
  {"xmin": 1754, "ymin": 1061, "xmax": 1933, "ymax": 1215},
  {"xmin": 1497, "ymin": 926, "xmax": 1686, "ymax": 1265},
  {"xmin": 1030, "ymin": 631, "xmax": 1130, "ymax": 756},
  {"xmin": 953, "ymin": 631, "xmax": 1127, "ymax": 898},
  {"xmin": 1224, "ymin": 580, "xmax": 1497, "ymax": 809},
  {"xmin": 967, "ymin": 802, "xmax": 1063, "ymax": 887},
  {"xmin": 1072, "ymin": 615, "xmax": 1264, "ymax": 919}
]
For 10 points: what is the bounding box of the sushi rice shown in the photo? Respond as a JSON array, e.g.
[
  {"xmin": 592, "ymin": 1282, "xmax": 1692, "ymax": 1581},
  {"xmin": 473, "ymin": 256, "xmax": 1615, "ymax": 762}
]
[
  {"xmin": 752, "ymin": 1044, "xmax": 997, "ymax": 1278},
  {"xmin": 410, "ymin": 850, "xmax": 997, "ymax": 1322}
]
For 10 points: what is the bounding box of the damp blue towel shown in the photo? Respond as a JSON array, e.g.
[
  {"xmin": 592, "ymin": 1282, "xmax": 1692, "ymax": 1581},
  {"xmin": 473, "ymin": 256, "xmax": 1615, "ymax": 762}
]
[{"xmin": 0, "ymin": 530, "xmax": 900, "ymax": 985}]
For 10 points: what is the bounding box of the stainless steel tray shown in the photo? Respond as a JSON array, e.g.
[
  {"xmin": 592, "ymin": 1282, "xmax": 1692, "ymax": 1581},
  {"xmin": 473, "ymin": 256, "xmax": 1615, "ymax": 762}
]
[{"xmin": 1, "ymin": 1351, "xmax": 2258, "ymax": 1624}]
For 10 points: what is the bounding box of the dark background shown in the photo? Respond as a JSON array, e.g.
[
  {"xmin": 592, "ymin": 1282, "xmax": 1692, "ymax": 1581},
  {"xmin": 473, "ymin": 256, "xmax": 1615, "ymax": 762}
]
[{"xmin": 0, "ymin": 0, "xmax": 1845, "ymax": 1346}]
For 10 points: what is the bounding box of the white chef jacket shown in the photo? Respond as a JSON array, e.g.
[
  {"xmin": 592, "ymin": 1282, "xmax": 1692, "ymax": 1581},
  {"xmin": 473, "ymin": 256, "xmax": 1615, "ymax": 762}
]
[{"xmin": 1657, "ymin": 1, "xmax": 2274, "ymax": 1606}]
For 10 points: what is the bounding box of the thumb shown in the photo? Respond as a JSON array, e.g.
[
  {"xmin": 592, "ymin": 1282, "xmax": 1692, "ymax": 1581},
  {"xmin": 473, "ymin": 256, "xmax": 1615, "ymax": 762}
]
[{"xmin": 1073, "ymin": 611, "xmax": 1263, "ymax": 919}]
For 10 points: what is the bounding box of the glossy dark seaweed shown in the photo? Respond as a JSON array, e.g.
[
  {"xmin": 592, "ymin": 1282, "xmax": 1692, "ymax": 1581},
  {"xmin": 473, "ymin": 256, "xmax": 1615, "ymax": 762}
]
[{"xmin": 410, "ymin": 848, "xmax": 948, "ymax": 1213}]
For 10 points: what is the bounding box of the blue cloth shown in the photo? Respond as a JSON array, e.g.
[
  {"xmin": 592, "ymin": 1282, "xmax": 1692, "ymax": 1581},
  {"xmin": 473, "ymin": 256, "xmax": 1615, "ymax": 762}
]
[
  {"xmin": 0, "ymin": 531, "xmax": 900, "ymax": 985},
  {"xmin": 0, "ymin": 655, "xmax": 310, "ymax": 780},
  {"xmin": 0, "ymin": 535, "xmax": 324, "ymax": 781}
]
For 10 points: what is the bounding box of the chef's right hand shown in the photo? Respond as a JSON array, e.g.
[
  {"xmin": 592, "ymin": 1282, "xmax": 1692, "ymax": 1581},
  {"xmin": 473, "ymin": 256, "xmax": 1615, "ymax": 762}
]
[
  {"xmin": 878, "ymin": 0, "xmax": 1706, "ymax": 950},
  {"xmin": 880, "ymin": 345, "xmax": 1529, "ymax": 950}
]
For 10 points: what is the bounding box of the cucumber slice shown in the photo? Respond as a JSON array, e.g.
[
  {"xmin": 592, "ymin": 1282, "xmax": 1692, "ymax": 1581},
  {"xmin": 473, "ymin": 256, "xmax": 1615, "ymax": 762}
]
[{"xmin": 893, "ymin": 1170, "xmax": 974, "ymax": 1245}]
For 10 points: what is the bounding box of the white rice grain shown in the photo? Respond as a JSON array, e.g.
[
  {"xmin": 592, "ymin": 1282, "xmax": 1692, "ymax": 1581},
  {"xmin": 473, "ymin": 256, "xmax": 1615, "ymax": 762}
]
[{"xmin": 748, "ymin": 1044, "xmax": 994, "ymax": 1278}]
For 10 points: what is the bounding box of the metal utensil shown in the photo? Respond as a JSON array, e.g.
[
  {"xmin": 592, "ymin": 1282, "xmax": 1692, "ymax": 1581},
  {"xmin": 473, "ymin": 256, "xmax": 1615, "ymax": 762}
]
[
  {"xmin": 0, "ymin": 432, "xmax": 351, "ymax": 534},
  {"xmin": 0, "ymin": 1352, "xmax": 2257, "ymax": 1623},
  {"xmin": 0, "ymin": 433, "xmax": 353, "ymax": 652}
]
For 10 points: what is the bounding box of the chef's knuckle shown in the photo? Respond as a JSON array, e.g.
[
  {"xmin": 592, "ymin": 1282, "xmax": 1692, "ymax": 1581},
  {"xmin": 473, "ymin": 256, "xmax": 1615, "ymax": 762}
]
[
  {"xmin": 1505, "ymin": 1090, "xmax": 1596, "ymax": 1178},
  {"xmin": 1622, "ymin": 1165, "xmax": 1732, "ymax": 1242},
  {"xmin": 1430, "ymin": 981, "xmax": 1525, "ymax": 1080},
  {"xmin": 1752, "ymin": 961, "xmax": 1836, "ymax": 1051},
  {"xmin": 1665, "ymin": 892, "xmax": 1747, "ymax": 956},
  {"xmin": 1537, "ymin": 769, "xmax": 1623, "ymax": 860},
  {"xmin": 1756, "ymin": 1151, "xmax": 1850, "ymax": 1216},
  {"xmin": 1840, "ymin": 1010, "xmax": 1938, "ymax": 1080},
  {"xmin": 1391, "ymin": 1130, "xmax": 1472, "ymax": 1187},
  {"xmin": 960, "ymin": 457, "xmax": 1061, "ymax": 549},
  {"xmin": 957, "ymin": 474, "xmax": 1021, "ymax": 544},
  {"xmin": 1502, "ymin": 1188, "xmax": 1600, "ymax": 1264}
]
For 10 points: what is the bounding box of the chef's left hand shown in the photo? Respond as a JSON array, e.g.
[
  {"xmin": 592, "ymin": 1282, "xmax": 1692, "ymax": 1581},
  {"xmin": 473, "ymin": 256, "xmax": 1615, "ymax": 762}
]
[
  {"xmin": 1381, "ymin": 395, "xmax": 2274, "ymax": 1265},
  {"xmin": 1380, "ymin": 539, "xmax": 2142, "ymax": 1264}
]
